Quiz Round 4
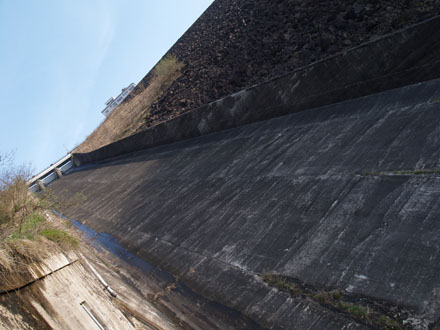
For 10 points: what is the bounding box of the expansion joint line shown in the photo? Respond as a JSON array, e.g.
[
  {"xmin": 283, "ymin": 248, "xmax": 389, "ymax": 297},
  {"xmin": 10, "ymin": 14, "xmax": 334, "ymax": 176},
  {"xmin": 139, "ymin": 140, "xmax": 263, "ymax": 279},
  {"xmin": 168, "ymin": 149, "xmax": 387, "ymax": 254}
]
[{"xmin": 0, "ymin": 258, "xmax": 79, "ymax": 296}]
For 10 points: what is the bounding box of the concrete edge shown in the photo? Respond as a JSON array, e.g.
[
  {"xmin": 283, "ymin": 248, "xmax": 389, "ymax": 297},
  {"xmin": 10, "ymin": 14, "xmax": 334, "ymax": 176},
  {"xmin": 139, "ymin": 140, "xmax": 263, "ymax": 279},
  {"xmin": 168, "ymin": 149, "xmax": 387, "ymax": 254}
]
[{"xmin": 0, "ymin": 252, "xmax": 78, "ymax": 294}]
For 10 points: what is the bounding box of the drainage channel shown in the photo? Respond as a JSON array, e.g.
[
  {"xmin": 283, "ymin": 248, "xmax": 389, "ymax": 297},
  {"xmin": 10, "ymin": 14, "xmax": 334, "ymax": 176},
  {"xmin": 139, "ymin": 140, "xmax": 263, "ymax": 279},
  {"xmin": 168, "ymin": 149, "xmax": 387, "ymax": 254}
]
[{"xmin": 52, "ymin": 210, "xmax": 266, "ymax": 330}]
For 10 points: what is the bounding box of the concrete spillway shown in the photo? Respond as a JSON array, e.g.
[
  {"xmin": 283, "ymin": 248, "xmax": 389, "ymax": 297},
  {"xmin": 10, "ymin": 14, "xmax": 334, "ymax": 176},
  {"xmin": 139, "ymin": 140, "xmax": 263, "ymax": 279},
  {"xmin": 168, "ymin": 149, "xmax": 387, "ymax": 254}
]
[
  {"xmin": 52, "ymin": 77, "xmax": 440, "ymax": 329},
  {"xmin": 50, "ymin": 18, "xmax": 440, "ymax": 329}
]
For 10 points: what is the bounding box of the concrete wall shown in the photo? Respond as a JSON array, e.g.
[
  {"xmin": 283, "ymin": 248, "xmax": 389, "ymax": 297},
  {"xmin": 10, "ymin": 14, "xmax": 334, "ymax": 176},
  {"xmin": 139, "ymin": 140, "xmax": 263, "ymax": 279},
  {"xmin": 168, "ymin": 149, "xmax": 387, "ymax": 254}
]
[
  {"xmin": 73, "ymin": 16, "xmax": 440, "ymax": 166},
  {"xmin": 52, "ymin": 77, "xmax": 440, "ymax": 329}
]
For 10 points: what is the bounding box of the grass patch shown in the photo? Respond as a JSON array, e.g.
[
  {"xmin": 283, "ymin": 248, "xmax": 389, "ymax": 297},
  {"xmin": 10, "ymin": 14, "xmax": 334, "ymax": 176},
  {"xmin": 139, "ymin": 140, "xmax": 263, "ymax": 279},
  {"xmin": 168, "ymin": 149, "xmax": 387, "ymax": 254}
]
[
  {"xmin": 261, "ymin": 273, "xmax": 404, "ymax": 329},
  {"xmin": 346, "ymin": 304, "xmax": 369, "ymax": 319},
  {"xmin": 378, "ymin": 315, "xmax": 402, "ymax": 329},
  {"xmin": 392, "ymin": 169, "xmax": 439, "ymax": 175},
  {"xmin": 39, "ymin": 228, "xmax": 78, "ymax": 248},
  {"xmin": 155, "ymin": 54, "xmax": 184, "ymax": 78},
  {"xmin": 364, "ymin": 168, "xmax": 440, "ymax": 176},
  {"xmin": 6, "ymin": 212, "xmax": 78, "ymax": 249},
  {"xmin": 313, "ymin": 292, "xmax": 331, "ymax": 304},
  {"xmin": 9, "ymin": 212, "xmax": 45, "ymax": 240},
  {"xmin": 330, "ymin": 289, "xmax": 342, "ymax": 300},
  {"xmin": 262, "ymin": 273, "xmax": 302, "ymax": 295},
  {"xmin": 0, "ymin": 211, "xmax": 79, "ymax": 290},
  {"xmin": 337, "ymin": 300, "xmax": 348, "ymax": 311}
]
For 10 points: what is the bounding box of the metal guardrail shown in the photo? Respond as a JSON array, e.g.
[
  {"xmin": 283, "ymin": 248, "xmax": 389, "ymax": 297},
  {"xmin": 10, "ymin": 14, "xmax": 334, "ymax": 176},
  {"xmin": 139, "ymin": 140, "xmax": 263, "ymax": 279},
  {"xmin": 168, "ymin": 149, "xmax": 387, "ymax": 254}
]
[{"xmin": 28, "ymin": 154, "xmax": 74, "ymax": 192}]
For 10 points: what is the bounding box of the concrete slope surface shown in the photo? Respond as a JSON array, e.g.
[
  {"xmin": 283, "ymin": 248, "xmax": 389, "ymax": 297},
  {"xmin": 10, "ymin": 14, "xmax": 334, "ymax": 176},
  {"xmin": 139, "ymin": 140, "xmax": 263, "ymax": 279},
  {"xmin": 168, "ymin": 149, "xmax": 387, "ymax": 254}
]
[{"xmin": 51, "ymin": 78, "xmax": 440, "ymax": 329}]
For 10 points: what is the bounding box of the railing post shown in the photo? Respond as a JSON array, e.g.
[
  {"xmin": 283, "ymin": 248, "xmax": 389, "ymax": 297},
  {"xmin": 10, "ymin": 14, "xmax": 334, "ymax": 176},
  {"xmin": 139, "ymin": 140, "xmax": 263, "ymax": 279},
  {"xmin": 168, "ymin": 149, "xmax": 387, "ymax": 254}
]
[
  {"xmin": 54, "ymin": 167, "xmax": 63, "ymax": 178},
  {"xmin": 37, "ymin": 180, "xmax": 46, "ymax": 191}
]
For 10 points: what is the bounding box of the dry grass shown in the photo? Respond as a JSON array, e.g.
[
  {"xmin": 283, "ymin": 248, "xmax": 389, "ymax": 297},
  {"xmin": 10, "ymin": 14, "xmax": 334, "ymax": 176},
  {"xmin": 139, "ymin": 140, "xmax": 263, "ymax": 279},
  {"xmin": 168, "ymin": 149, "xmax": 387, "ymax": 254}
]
[
  {"xmin": 0, "ymin": 238, "xmax": 64, "ymax": 292},
  {"xmin": 1, "ymin": 239, "xmax": 53, "ymax": 268},
  {"xmin": 0, "ymin": 179, "xmax": 38, "ymax": 232},
  {"xmin": 0, "ymin": 178, "xmax": 80, "ymax": 288},
  {"xmin": 0, "ymin": 213, "xmax": 79, "ymax": 292},
  {"xmin": 0, "ymin": 158, "xmax": 82, "ymax": 292},
  {"xmin": 75, "ymin": 54, "xmax": 184, "ymax": 153},
  {"xmin": 0, "ymin": 243, "xmax": 14, "ymax": 273},
  {"xmin": 0, "ymin": 212, "xmax": 78, "ymax": 267}
]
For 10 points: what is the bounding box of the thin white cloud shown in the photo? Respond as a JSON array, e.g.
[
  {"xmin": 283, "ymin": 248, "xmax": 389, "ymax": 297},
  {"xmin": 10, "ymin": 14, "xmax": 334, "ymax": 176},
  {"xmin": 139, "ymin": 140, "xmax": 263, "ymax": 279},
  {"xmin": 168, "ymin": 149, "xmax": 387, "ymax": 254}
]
[{"xmin": 34, "ymin": 1, "xmax": 119, "ymax": 170}]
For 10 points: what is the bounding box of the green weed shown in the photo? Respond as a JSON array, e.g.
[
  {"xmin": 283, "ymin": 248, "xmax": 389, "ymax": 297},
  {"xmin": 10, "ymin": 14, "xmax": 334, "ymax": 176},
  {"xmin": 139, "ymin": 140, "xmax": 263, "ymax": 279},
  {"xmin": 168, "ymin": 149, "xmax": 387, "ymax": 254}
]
[
  {"xmin": 39, "ymin": 228, "xmax": 78, "ymax": 248},
  {"xmin": 378, "ymin": 315, "xmax": 402, "ymax": 329},
  {"xmin": 313, "ymin": 292, "xmax": 330, "ymax": 304},
  {"xmin": 262, "ymin": 273, "xmax": 301, "ymax": 295},
  {"xmin": 347, "ymin": 304, "xmax": 368, "ymax": 319},
  {"xmin": 9, "ymin": 212, "xmax": 45, "ymax": 240}
]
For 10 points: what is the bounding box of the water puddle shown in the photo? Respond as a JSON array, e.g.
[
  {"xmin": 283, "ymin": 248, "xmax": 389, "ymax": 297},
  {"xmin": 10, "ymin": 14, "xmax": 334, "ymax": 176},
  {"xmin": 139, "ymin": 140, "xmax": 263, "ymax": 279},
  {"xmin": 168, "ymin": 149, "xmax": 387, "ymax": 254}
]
[{"xmin": 52, "ymin": 210, "xmax": 155, "ymax": 273}]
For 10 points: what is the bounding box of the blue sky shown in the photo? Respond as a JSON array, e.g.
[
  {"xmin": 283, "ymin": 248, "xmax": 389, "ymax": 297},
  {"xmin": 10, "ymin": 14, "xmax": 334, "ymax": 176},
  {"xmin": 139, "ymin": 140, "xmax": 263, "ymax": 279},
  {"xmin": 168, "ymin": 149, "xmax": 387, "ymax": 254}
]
[{"xmin": 0, "ymin": 0, "xmax": 213, "ymax": 174}]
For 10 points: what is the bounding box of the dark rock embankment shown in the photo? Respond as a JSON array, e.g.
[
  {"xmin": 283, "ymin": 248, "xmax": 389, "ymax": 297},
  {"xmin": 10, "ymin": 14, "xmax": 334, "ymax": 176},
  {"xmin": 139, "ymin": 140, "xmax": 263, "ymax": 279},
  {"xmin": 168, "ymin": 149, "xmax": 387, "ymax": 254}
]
[
  {"xmin": 52, "ymin": 77, "xmax": 440, "ymax": 329},
  {"xmin": 134, "ymin": 0, "xmax": 440, "ymax": 129},
  {"xmin": 73, "ymin": 15, "xmax": 440, "ymax": 165}
]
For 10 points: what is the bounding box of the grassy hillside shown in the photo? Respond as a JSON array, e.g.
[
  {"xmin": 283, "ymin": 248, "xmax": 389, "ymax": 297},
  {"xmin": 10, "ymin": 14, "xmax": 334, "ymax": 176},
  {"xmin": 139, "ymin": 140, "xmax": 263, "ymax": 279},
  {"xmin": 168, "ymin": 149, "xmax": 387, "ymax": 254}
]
[{"xmin": 75, "ymin": 55, "xmax": 183, "ymax": 153}]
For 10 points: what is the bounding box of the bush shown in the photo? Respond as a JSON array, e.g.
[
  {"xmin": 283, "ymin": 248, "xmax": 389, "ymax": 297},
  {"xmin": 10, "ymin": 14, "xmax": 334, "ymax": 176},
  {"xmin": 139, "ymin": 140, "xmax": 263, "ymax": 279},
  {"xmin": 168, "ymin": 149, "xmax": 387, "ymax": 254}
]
[
  {"xmin": 261, "ymin": 272, "xmax": 403, "ymax": 328},
  {"xmin": 347, "ymin": 304, "xmax": 368, "ymax": 319},
  {"xmin": 10, "ymin": 212, "xmax": 45, "ymax": 240},
  {"xmin": 0, "ymin": 204, "xmax": 11, "ymax": 225},
  {"xmin": 313, "ymin": 292, "xmax": 330, "ymax": 304}
]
